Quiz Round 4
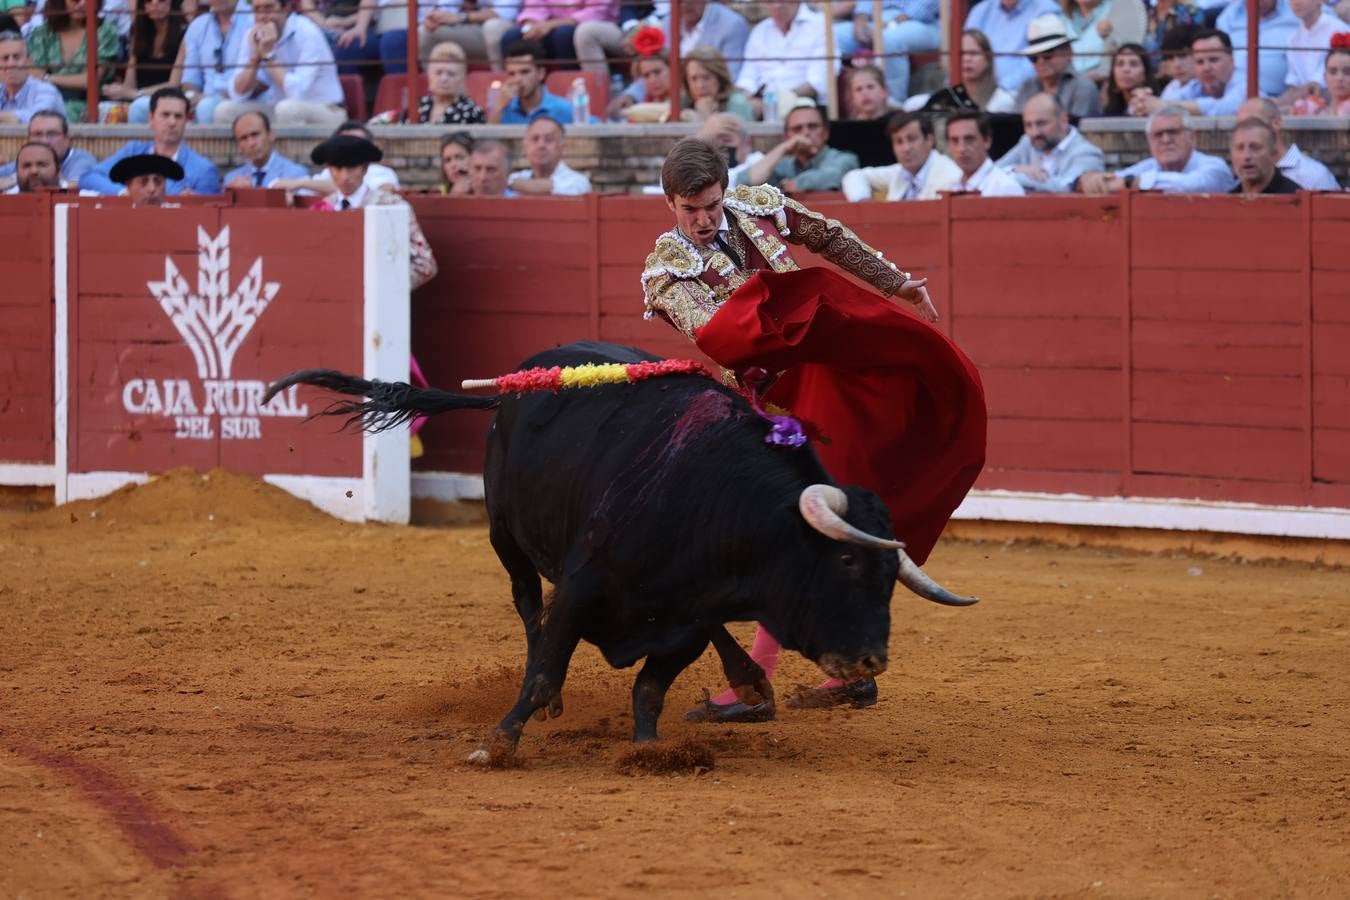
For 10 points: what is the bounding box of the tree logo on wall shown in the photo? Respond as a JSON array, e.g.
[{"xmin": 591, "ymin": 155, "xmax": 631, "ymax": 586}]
[
  {"xmin": 121, "ymin": 226, "xmax": 309, "ymax": 440},
  {"xmin": 148, "ymin": 226, "xmax": 280, "ymax": 380}
]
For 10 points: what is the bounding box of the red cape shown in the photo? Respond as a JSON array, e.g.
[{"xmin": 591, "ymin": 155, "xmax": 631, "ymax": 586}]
[{"xmin": 695, "ymin": 268, "xmax": 987, "ymax": 565}]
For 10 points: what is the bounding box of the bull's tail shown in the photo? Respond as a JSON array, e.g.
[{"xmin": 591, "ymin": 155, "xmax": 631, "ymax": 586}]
[{"xmin": 264, "ymin": 369, "xmax": 500, "ymax": 434}]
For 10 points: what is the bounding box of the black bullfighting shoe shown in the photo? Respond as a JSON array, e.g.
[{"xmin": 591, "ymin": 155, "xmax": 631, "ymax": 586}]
[
  {"xmin": 683, "ymin": 690, "xmax": 776, "ymax": 724},
  {"xmin": 784, "ymin": 677, "xmax": 879, "ymax": 710}
]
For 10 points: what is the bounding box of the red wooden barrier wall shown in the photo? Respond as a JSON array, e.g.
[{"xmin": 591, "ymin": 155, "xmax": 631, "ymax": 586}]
[
  {"xmin": 1, "ymin": 195, "xmax": 54, "ymax": 467},
  {"xmin": 62, "ymin": 205, "xmax": 363, "ymax": 481},
  {"xmin": 4, "ymin": 192, "xmax": 1345, "ymax": 523},
  {"xmin": 408, "ymin": 192, "xmax": 1350, "ymax": 513}
]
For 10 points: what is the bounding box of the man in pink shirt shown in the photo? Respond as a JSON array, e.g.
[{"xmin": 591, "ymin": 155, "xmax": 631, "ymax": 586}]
[{"xmin": 497, "ymin": 0, "xmax": 618, "ymax": 65}]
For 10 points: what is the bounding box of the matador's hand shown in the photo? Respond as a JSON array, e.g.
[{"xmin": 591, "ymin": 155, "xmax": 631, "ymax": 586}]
[{"xmin": 896, "ymin": 278, "xmax": 938, "ymax": 323}]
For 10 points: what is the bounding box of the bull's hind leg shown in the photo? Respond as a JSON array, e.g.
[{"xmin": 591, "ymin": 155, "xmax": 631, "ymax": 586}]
[
  {"xmin": 631, "ymin": 636, "xmax": 710, "ymax": 743},
  {"xmin": 472, "ymin": 580, "xmax": 586, "ymax": 763},
  {"xmin": 488, "ymin": 527, "xmax": 563, "ymax": 720}
]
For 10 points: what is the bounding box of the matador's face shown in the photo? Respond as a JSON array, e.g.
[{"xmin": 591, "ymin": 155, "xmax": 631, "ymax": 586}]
[{"xmin": 666, "ymin": 182, "xmax": 725, "ymax": 247}]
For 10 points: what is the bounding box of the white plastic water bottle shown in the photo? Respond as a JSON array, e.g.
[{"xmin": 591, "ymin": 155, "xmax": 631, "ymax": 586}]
[
  {"xmin": 571, "ymin": 77, "xmax": 589, "ymax": 125},
  {"xmin": 487, "ymin": 79, "xmax": 502, "ymax": 113},
  {"xmin": 609, "ymin": 72, "xmax": 625, "ymax": 101},
  {"xmin": 763, "ymin": 87, "xmax": 778, "ymax": 123}
]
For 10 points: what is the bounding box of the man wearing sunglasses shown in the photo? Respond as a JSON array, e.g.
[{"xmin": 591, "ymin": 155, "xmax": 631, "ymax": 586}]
[
  {"xmin": 1012, "ymin": 13, "xmax": 1100, "ymax": 117},
  {"xmin": 129, "ymin": 0, "xmax": 255, "ymax": 124}
]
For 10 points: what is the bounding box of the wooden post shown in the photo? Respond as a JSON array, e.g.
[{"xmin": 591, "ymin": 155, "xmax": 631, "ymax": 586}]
[
  {"xmin": 823, "ymin": 2, "xmax": 838, "ymax": 119},
  {"xmin": 1246, "ymin": 0, "xmax": 1259, "ymax": 99},
  {"xmin": 670, "ymin": 0, "xmax": 683, "ymax": 123},
  {"xmin": 406, "ymin": 0, "xmax": 421, "ymax": 123},
  {"xmin": 85, "ymin": 5, "xmax": 98, "ymax": 123},
  {"xmin": 948, "ymin": 0, "xmax": 965, "ymax": 85}
]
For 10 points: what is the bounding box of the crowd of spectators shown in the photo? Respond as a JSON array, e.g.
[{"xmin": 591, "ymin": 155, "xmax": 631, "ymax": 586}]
[
  {"xmin": 1, "ymin": 0, "xmax": 1348, "ymax": 122},
  {"xmin": 1, "ymin": 0, "xmax": 1347, "ymax": 198}
]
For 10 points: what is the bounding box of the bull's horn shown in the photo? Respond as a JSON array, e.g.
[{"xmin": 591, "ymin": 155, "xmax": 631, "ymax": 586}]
[
  {"xmin": 798, "ymin": 485, "xmax": 905, "ymax": 550},
  {"xmin": 897, "ymin": 548, "xmax": 979, "ymax": 607}
]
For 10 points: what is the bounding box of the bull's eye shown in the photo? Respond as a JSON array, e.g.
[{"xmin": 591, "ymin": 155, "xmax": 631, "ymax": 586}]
[{"xmin": 839, "ymin": 552, "xmax": 856, "ymax": 566}]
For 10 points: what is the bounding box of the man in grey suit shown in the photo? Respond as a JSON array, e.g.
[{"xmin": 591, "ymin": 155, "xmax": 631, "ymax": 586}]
[{"xmin": 997, "ymin": 92, "xmax": 1105, "ymax": 193}]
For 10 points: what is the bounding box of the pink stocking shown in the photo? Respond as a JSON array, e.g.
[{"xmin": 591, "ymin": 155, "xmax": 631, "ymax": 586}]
[
  {"xmin": 711, "ymin": 625, "xmax": 780, "ymax": 705},
  {"xmin": 409, "ymin": 354, "xmax": 429, "ymax": 437}
]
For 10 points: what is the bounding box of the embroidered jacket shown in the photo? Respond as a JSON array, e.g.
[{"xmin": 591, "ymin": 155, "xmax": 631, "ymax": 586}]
[{"xmin": 641, "ymin": 184, "xmax": 907, "ymax": 340}]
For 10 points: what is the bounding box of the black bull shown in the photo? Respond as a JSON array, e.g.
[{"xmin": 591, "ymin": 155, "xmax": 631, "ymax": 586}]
[{"xmin": 266, "ymin": 341, "xmax": 976, "ymax": 760}]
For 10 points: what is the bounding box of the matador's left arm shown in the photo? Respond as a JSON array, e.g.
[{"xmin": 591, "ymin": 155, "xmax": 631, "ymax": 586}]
[{"xmin": 780, "ymin": 195, "xmax": 908, "ymax": 298}]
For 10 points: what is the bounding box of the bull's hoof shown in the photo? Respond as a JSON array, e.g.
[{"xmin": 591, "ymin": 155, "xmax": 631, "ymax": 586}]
[
  {"xmin": 682, "ymin": 691, "xmax": 776, "ymax": 724},
  {"xmin": 466, "ymin": 732, "xmax": 523, "ymax": 767},
  {"xmin": 785, "ymin": 677, "xmax": 878, "ymax": 710}
]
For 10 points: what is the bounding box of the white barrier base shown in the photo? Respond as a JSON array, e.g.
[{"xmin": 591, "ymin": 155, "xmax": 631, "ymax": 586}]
[
  {"xmin": 411, "ymin": 471, "xmax": 485, "ymax": 502},
  {"xmin": 952, "ymin": 490, "xmax": 1350, "ymax": 541},
  {"xmin": 0, "ymin": 464, "xmax": 56, "ymax": 486},
  {"xmin": 409, "ymin": 474, "xmax": 1350, "ymax": 542},
  {"xmin": 26, "ymin": 468, "xmax": 1350, "ymax": 541}
]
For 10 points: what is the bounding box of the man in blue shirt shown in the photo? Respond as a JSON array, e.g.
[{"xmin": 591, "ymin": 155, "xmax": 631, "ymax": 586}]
[
  {"xmin": 964, "ymin": 0, "xmax": 1061, "ymax": 94},
  {"xmin": 80, "ymin": 88, "xmax": 223, "ymax": 196},
  {"xmin": 219, "ymin": 0, "xmax": 345, "ymax": 127},
  {"xmin": 1076, "ymin": 105, "xmax": 1237, "ymax": 194},
  {"xmin": 223, "ymin": 110, "xmax": 310, "ymax": 188},
  {"xmin": 487, "ymin": 41, "xmax": 575, "ymax": 125},
  {"xmin": 1132, "ymin": 29, "xmax": 1244, "ymax": 116},
  {"xmin": 0, "ymin": 31, "xmax": 63, "ymax": 125},
  {"xmin": 0, "ymin": 110, "xmax": 97, "ymax": 186},
  {"xmin": 1216, "ymin": 0, "xmax": 1299, "ymax": 97},
  {"xmin": 837, "ymin": 0, "xmax": 942, "ymax": 101}
]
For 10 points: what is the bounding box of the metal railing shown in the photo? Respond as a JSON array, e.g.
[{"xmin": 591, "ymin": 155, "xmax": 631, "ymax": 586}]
[{"xmin": 65, "ymin": 0, "xmax": 1293, "ymax": 125}]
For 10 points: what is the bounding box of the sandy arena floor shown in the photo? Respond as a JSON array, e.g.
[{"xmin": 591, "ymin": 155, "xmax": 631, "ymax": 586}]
[{"xmin": 2, "ymin": 470, "xmax": 1347, "ymax": 899}]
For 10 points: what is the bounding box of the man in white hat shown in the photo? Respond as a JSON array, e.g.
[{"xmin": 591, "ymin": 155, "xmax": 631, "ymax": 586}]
[
  {"xmin": 963, "ymin": 0, "xmax": 1062, "ymax": 93},
  {"xmin": 1013, "ymin": 13, "xmax": 1101, "ymax": 117}
]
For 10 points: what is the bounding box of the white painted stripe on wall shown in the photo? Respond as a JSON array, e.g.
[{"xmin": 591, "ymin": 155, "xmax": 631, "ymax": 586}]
[
  {"xmin": 65, "ymin": 471, "xmax": 150, "ymax": 501},
  {"xmin": 0, "ymin": 464, "xmax": 57, "ymax": 486},
  {"xmin": 53, "ymin": 204, "xmax": 71, "ymax": 505},
  {"xmin": 405, "ymin": 473, "xmax": 1350, "ymax": 541},
  {"xmin": 262, "ymin": 475, "xmax": 365, "ymax": 522},
  {"xmin": 952, "ymin": 490, "xmax": 1350, "ymax": 541},
  {"xmin": 411, "ymin": 471, "xmax": 486, "ymax": 502}
]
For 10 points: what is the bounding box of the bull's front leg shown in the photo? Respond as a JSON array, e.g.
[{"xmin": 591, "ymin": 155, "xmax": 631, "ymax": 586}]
[
  {"xmin": 709, "ymin": 625, "xmax": 775, "ymax": 708},
  {"xmin": 631, "ymin": 635, "xmax": 711, "ymax": 743}
]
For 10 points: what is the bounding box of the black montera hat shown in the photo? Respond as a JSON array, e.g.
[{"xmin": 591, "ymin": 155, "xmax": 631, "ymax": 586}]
[
  {"xmin": 109, "ymin": 153, "xmax": 185, "ymax": 184},
  {"xmin": 311, "ymin": 135, "xmax": 383, "ymax": 167}
]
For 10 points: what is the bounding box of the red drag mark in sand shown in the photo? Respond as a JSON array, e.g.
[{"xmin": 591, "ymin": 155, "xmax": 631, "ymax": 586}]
[{"xmin": 5, "ymin": 737, "xmax": 192, "ymax": 868}]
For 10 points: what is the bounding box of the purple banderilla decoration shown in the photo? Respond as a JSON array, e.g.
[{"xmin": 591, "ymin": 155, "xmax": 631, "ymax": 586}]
[{"xmin": 738, "ymin": 367, "xmax": 807, "ymax": 448}]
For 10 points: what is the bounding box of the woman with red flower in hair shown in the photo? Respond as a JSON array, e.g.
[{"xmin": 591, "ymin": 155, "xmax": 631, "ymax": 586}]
[
  {"xmin": 1291, "ymin": 33, "xmax": 1350, "ymax": 116},
  {"xmin": 606, "ymin": 28, "xmax": 674, "ymax": 121}
]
